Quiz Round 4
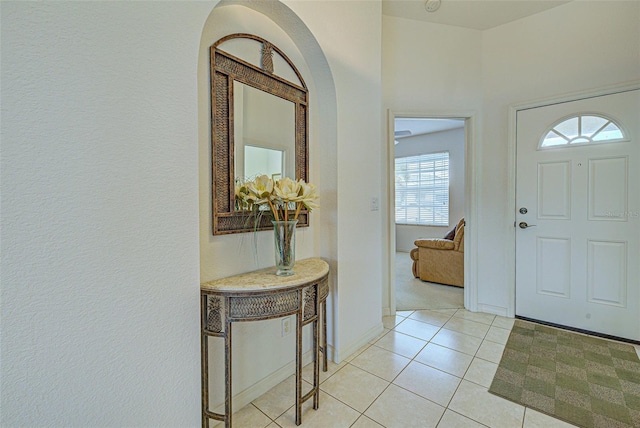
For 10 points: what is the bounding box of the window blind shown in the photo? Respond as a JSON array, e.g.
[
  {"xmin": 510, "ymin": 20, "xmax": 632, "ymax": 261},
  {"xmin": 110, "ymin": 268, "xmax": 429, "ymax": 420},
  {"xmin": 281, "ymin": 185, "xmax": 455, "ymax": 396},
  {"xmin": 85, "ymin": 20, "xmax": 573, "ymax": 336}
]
[{"xmin": 395, "ymin": 152, "xmax": 449, "ymax": 226}]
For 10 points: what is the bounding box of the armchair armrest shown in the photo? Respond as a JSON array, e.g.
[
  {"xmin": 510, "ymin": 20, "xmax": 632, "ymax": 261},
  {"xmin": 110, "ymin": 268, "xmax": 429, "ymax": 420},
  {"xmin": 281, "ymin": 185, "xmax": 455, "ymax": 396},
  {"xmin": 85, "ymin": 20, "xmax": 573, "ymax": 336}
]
[{"xmin": 414, "ymin": 239, "xmax": 455, "ymax": 250}]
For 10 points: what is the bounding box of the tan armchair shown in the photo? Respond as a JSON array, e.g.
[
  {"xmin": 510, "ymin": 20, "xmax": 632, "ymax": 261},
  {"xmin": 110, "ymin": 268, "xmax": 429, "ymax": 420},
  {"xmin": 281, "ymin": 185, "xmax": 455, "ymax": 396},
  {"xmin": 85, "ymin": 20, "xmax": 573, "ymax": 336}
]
[{"xmin": 410, "ymin": 218, "xmax": 464, "ymax": 287}]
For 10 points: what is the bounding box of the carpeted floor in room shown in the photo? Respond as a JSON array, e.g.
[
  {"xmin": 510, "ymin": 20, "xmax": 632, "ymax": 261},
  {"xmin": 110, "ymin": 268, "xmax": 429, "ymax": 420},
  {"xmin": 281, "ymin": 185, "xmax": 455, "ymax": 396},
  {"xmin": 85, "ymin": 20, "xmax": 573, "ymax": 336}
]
[{"xmin": 395, "ymin": 251, "xmax": 463, "ymax": 311}]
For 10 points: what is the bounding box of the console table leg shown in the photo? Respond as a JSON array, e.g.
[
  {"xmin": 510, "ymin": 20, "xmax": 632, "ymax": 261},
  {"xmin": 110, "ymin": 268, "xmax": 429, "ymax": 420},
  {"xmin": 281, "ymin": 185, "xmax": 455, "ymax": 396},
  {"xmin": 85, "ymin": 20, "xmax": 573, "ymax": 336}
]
[
  {"xmin": 295, "ymin": 299, "xmax": 303, "ymax": 425},
  {"xmin": 322, "ymin": 301, "xmax": 328, "ymax": 372},
  {"xmin": 225, "ymin": 318, "xmax": 232, "ymax": 428},
  {"xmin": 201, "ymin": 295, "xmax": 209, "ymax": 428},
  {"xmin": 313, "ymin": 296, "xmax": 320, "ymax": 410}
]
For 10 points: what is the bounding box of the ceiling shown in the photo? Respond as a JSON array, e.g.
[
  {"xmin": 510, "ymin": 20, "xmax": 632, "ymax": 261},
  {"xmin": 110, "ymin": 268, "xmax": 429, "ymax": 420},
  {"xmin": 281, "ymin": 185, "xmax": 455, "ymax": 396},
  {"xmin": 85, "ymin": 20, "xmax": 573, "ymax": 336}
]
[
  {"xmin": 389, "ymin": 1, "xmax": 572, "ymax": 141},
  {"xmin": 382, "ymin": 0, "xmax": 572, "ymax": 31}
]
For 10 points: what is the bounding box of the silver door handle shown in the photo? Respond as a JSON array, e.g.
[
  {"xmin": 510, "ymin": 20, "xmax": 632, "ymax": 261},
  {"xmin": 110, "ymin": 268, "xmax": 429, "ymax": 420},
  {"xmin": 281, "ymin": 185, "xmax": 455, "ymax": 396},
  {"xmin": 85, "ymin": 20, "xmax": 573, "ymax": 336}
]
[{"xmin": 519, "ymin": 222, "xmax": 536, "ymax": 229}]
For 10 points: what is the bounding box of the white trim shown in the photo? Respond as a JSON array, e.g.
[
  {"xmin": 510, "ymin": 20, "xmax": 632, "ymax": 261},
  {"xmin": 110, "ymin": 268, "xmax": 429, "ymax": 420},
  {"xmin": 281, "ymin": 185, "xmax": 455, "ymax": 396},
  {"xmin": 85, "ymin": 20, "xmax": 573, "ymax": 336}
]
[
  {"xmin": 507, "ymin": 80, "xmax": 640, "ymax": 319},
  {"xmin": 386, "ymin": 110, "xmax": 397, "ymax": 316},
  {"xmin": 334, "ymin": 322, "xmax": 384, "ymax": 363},
  {"xmin": 512, "ymin": 81, "xmax": 640, "ymax": 112},
  {"xmin": 507, "ymin": 106, "xmax": 517, "ymax": 318},
  {"xmin": 386, "ymin": 109, "xmax": 479, "ymax": 314},
  {"xmin": 477, "ymin": 303, "xmax": 508, "ymax": 317},
  {"xmin": 464, "ymin": 114, "xmax": 479, "ymax": 312}
]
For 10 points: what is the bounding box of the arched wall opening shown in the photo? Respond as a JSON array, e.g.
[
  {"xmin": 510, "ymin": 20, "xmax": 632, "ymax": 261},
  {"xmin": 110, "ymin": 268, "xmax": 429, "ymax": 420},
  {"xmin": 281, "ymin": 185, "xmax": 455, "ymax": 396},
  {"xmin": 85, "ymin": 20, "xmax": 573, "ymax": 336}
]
[{"xmin": 197, "ymin": 0, "xmax": 338, "ymax": 411}]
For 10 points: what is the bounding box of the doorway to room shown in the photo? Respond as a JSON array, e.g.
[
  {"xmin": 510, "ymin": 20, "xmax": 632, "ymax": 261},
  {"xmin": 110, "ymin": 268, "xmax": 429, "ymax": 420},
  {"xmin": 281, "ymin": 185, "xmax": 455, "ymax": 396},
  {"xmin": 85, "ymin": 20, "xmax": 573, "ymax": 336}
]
[{"xmin": 392, "ymin": 116, "xmax": 466, "ymax": 311}]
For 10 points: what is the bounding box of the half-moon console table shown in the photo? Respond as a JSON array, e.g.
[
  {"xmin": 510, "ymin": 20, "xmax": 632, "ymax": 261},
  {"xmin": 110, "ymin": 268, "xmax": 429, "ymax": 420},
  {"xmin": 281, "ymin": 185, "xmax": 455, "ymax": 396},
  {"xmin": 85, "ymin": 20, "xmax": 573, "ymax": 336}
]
[{"xmin": 200, "ymin": 258, "xmax": 330, "ymax": 427}]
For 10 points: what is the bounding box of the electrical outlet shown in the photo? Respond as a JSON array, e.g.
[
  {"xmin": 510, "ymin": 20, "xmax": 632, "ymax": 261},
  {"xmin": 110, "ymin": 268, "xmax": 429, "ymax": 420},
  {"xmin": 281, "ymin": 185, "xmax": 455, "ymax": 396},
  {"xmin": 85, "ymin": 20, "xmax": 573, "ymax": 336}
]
[{"xmin": 281, "ymin": 317, "xmax": 292, "ymax": 336}]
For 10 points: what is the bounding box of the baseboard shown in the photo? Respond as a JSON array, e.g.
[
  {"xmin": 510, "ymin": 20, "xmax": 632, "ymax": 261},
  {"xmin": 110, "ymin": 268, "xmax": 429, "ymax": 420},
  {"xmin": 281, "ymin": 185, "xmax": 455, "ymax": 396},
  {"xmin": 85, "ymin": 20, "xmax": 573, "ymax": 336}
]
[
  {"xmin": 325, "ymin": 343, "xmax": 336, "ymax": 363},
  {"xmin": 211, "ymin": 349, "xmax": 314, "ymax": 414},
  {"xmin": 334, "ymin": 322, "xmax": 384, "ymax": 363},
  {"xmin": 208, "ymin": 323, "xmax": 384, "ymax": 411},
  {"xmin": 476, "ymin": 303, "xmax": 508, "ymax": 317}
]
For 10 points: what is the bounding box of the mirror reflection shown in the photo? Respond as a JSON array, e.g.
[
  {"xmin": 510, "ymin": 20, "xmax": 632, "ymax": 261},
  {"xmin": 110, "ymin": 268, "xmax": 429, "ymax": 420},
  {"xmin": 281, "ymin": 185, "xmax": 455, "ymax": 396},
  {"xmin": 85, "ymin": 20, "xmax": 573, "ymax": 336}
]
[
  {"xmin": 233, "ymin": 82, "xmax": 295, "ymax": 182},
  {"xmin": 244, "ymin": 146, "xmax": 283, "ymax": 180}
]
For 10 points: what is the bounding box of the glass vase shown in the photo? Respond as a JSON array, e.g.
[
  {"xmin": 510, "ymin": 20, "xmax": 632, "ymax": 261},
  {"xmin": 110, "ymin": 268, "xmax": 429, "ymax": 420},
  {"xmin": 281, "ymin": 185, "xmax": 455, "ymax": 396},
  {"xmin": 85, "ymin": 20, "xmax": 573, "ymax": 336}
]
[{"xmin": 272, "ymin": 219, "xmax": 298, "ymax": 276}]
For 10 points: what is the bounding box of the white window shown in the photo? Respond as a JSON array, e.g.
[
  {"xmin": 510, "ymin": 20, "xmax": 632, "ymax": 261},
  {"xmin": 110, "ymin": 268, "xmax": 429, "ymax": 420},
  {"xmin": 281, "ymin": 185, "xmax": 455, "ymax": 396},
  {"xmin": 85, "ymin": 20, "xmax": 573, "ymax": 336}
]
[
  {"xmin": 540, "ymin": 113, "xmax": 626, "ymax": 149},
  {"xmin": 395, "ymin": 152, "xmax": 449, "ymax": 226}
]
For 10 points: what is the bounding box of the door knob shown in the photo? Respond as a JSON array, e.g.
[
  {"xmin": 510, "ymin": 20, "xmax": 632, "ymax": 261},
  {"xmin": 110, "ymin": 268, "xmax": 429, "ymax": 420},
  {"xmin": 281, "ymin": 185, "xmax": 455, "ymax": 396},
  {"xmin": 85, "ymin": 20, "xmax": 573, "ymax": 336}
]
[{"xmin": 519, "ymin": 222, "xmax": 536, "ymax": 229}]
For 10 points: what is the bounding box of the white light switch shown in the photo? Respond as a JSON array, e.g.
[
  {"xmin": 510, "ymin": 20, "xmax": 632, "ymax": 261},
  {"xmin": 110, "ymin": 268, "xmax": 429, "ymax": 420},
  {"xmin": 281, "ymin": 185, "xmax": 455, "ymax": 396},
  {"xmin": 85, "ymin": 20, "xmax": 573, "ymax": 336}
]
[{"xmin": 370, "ymin": 197, "xmax": 379, "ymax": 211}]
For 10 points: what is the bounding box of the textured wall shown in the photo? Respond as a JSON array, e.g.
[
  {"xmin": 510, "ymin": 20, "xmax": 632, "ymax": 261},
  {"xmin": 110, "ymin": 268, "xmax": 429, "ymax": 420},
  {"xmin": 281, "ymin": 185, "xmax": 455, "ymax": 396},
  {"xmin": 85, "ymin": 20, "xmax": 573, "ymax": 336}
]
[
  {"xmin": 478, "ymin": 0, "xmax": 640, "ymax": 314},
  {"xmin": 289, "ymin": 0, "xmax": 385, "ymax": 359},
  {"xmin": 1, "ymin": 2, "xmax": 210, "ymax": 425},
  {"xmin": 1, "ymin": 0, "xmax": 384, "ymax": 425}
]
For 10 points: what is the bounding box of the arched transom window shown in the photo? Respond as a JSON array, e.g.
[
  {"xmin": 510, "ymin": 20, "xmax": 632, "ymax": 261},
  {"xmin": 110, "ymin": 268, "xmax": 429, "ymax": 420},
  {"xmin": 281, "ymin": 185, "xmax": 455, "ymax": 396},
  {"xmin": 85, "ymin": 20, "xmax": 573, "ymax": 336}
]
[{"xmin": 539, "ymin": 113, "xmax": 627, "ymax": 149}]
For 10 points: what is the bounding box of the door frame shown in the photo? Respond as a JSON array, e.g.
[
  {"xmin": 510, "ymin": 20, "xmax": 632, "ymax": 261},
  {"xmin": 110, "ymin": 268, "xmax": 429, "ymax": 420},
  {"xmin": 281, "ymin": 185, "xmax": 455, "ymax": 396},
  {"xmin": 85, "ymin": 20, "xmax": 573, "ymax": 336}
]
[
  {"xmin": 385, "ymin": 109, "xmax": 479, "ymax": 316},
  {"xmin": 507, "ymin": 80, "xmax": 640, "ymax": 318}
]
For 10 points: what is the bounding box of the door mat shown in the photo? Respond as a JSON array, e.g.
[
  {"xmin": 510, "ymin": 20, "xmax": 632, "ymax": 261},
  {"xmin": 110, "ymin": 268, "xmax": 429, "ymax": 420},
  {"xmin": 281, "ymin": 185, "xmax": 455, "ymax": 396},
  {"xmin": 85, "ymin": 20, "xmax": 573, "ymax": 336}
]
[{"xmin": 488, "ymin": 320, "xmax": 640, "ymax": 428}]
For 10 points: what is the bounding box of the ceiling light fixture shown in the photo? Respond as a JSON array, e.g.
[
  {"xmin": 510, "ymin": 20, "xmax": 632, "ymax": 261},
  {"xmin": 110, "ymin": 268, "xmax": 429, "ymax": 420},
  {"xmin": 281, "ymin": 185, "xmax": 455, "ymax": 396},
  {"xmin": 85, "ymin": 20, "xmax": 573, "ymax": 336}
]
[
  {"xmin": 425, "ymin": 0, "xmax": 441, "ymax": 13},
  {"xmin": 394, "ymin": 130, "xmax": 412, "ymax": 137}
]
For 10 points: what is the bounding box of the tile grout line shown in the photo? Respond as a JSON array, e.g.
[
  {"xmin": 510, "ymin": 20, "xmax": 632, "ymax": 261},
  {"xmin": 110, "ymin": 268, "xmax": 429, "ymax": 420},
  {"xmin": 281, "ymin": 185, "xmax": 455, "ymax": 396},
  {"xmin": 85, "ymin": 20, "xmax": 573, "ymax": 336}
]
[
  {"xmin": 396, "ymin": 309, "xmax": 498, "ymax": 427},
  {"xmin": 249, "ymin": 309, "xmax": 517, "ymax": 427},
  {"xmin": 394, "ymin": 309, "xmax": 518, "ymax": 427}
]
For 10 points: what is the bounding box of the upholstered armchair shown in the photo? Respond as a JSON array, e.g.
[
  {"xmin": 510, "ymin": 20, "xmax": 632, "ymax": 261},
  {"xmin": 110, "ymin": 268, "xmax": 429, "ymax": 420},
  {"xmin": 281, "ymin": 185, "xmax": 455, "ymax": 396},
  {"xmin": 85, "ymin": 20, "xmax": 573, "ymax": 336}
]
[{"xmin": 410, "ymin": 218, "xmax": 464, "ymax": 288}]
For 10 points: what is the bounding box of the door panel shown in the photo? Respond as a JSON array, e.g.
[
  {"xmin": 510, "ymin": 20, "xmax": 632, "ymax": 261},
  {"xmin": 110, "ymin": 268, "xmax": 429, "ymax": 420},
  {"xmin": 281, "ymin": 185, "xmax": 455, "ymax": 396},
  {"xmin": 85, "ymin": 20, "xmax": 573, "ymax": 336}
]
[
  {"xmin": 588, "ymin": 156, "xmax": 628, "ymax": 220},
  {"xmin": 587, "ymin": 240, "xmax": 627, "ymax": 306},
  {"xmin": 515, "ymin": 89, "xmax": 639, "ymax": 340},
  {"xmin": 536, "ymin": 237, "xmax": 571, "ymax": 297},
  {"xmin": 538, "ymin": 161, "xmax": 571, "ymax": 219}
]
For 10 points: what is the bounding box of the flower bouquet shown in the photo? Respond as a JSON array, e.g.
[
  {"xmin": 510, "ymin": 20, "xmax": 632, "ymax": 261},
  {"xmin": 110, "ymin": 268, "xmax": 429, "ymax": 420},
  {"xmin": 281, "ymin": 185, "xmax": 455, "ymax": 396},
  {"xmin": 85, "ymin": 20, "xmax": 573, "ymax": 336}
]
[{"xmin": 235, "ymin": 175, "xmax": 319, "ymax": 275}]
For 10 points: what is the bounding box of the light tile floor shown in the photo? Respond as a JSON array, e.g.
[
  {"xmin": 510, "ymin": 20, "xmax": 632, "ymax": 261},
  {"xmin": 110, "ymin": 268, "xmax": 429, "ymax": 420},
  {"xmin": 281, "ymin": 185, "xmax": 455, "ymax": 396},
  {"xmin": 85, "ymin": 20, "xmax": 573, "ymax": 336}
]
[{"xmin": 216, "ymin": 309, "xmax": 583, "ymax": 427}]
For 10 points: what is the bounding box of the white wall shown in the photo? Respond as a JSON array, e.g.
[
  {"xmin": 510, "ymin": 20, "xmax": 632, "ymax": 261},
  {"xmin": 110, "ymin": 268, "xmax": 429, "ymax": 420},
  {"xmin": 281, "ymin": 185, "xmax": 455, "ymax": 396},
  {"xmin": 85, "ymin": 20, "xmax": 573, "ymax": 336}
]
[
  {"xmin": 382, "ymin": 15, "xmax": 483, "ymax": 313},
  {"xmin": 1, "ymin": 2, "xmax": 210, "ymax": 426},
  {"xmin": 285, "ymin": 0, "xmax": 384, "ymax": 361},
  {"xmin": 382, "ymin": 17, "xmax": 483, "ymax": 112},
  {"xmin": 477, "ymin": 0, "xmax": 640, "ymax": 315},
  {"xmin": 1, "ymin": 0, "xmax": 383, "ymax": 425},
  {"xmin": 395, "ymin": 127, "xmax": 466, "ymax": 252}
]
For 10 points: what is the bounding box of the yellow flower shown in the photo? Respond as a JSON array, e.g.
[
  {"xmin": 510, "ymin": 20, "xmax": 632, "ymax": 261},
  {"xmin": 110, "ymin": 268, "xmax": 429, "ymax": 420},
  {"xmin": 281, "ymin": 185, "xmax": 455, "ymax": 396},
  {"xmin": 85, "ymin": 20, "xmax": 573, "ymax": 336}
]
[
  {"xmin": 234, "ymin": 175, "xmax": 319, "ymax": 221},
  {"xmin": 246, "ymin": 175, "xmax": 274, "ymax": 203},
  {"xmin": 273, "ymin": 177, "xmax": 302, "ymax": 203},
  {"xmin": 297, "ymin": 181, "xmax": 320, "ymax": 211}
]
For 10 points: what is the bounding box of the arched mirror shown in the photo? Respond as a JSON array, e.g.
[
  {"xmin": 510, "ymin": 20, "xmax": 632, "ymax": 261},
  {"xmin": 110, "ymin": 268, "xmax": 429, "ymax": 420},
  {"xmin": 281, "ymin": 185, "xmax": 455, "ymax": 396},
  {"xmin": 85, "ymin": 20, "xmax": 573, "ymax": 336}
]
[{"xmin": 211, "ymin": 33, "xmax": 309, "ymax": 235}]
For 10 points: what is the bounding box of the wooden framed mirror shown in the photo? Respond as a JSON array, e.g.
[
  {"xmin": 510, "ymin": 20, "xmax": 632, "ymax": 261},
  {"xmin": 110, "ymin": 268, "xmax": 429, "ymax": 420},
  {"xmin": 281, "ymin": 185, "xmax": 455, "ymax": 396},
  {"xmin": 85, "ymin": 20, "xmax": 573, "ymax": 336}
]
[{"xmin": 211, "ymin": 33, "xmax": 309, "ymax": 235}]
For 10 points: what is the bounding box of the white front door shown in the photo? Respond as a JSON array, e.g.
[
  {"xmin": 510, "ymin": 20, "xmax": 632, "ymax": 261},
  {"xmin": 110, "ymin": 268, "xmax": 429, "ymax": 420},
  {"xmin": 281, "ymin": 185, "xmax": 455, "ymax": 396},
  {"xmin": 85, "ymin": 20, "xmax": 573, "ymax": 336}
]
[{"xmin": 515, "ymin": 89, "xmax": 640, "ymax": 341}]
